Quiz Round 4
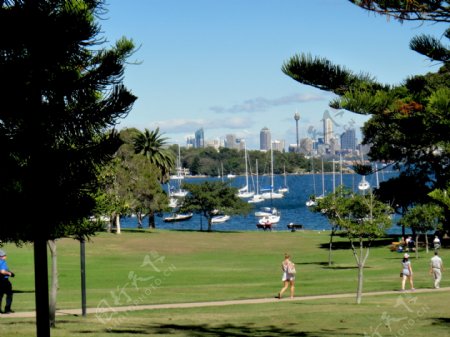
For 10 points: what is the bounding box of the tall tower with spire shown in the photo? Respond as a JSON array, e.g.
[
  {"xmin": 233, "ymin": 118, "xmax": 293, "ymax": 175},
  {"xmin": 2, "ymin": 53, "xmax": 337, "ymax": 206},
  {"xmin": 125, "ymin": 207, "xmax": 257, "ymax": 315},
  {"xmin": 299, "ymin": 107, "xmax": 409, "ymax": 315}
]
[{"xmin": 294, "ymin": 111, "xmax": 300, "ymax": 152}]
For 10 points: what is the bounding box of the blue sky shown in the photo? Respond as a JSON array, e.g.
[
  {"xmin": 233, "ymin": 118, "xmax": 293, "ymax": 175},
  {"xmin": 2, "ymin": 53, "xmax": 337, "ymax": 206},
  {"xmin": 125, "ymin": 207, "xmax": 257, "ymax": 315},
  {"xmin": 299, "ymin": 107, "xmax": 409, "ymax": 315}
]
[{"xmin": 101, "ymin": 0, "xmax": 446, "ymax": 149}]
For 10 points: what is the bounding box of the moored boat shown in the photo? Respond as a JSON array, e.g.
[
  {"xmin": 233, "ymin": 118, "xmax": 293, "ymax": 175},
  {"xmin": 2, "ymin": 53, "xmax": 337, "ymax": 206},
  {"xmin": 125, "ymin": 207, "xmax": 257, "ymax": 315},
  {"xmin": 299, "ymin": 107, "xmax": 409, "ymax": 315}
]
[
  {"xmin": 211, "ymin": 215, "xmax": 231, "ymax": 223},
  {"xmin": 163, "ymin": 212, "xmax": 193, "ymax": 223}
]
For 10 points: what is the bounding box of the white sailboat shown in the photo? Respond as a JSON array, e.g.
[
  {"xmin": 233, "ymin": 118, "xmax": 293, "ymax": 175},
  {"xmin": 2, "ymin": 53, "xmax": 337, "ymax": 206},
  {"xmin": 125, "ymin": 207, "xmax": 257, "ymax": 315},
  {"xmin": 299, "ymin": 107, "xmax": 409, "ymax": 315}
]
[
  {"xmin": 237, "ymin": 144, "xmax": 255, "ymax": 198},
  {"xmin": 277, "ymin": 164, "xmax": 289, "ymax": 193},
  {"xmin": 248, "ymin": 159, "xmax": 264, "ymax": 203},
  {"xmin": 358, "ymin": 152, "xmax": 370, "ymax": 192},
  {"xmin": 261, "ymin": 142, "xmax": 284, "ymax": 200},
  {"xmin": 258, "ymin": 214, "xmax": 280, "ymax": 225},
  {"xmin": 306, "ymin": 155, "xmax": 325, "ymax": 207},
  {"xmin": 255, "ymin": 206, "xmax": 279, "ymax": 217},
  {"xmin": 170, "ymin": 144, "xmax": 188, "ymax": 198}
]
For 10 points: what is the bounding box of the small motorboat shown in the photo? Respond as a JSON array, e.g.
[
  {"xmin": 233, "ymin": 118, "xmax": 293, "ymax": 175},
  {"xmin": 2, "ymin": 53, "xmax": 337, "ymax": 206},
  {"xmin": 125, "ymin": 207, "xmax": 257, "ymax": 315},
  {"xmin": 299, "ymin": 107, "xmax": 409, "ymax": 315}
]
[
  {"xmin": 163, "ymin": 212, "xmax": 193, "ymax": 223},
  {"xmin": 211, "ymin": 215, "xmax": 231, "ymax": 223}
]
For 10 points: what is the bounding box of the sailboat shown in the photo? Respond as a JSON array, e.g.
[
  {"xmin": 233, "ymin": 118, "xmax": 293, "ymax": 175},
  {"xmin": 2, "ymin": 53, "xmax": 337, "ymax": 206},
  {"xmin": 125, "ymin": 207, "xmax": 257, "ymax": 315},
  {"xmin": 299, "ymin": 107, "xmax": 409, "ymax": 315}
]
[
  {"xmin": 306, "ymin": 155, "xmax": 325, "ymax": 207},
  {"xmin": 261, "ymin": 142, "xmax": 284, "ymax": 200},
  {"xmin": 357, "ymin": 152, "xmax": 370, "ymax": 192},
  {"xmin": 277, "ymin": 164, "xmax": 289, "ymax": 193},
  {"xmin": 170, "ymin": 144, "xmax": 188, "ymax": 198},
  {"xmin": 358, "ymin": 176, "xmax": 370, "ymax": 191},
  {"xmin": 237, "ymin": 144, "xmax": 255, "ymax": 198},
  {"xmin": 248, "ymin": 159, "xmax": 264, "ymax": 203}
]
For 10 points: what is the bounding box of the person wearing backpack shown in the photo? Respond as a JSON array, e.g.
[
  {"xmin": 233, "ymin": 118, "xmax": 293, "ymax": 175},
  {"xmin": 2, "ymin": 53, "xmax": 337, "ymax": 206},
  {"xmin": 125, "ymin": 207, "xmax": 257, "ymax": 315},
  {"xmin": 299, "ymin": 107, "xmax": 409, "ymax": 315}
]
[{"xmin": 277, "ymin": 253, "xmax": 296, "ymax": 299}]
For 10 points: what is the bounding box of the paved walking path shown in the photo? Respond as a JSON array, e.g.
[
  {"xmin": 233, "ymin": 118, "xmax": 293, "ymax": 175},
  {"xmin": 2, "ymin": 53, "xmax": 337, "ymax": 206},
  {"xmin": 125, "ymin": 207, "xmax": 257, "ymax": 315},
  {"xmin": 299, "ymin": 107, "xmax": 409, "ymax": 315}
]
[{"xmin": 2, "ymin": 287, "xmax": 448, "ymax": 319}]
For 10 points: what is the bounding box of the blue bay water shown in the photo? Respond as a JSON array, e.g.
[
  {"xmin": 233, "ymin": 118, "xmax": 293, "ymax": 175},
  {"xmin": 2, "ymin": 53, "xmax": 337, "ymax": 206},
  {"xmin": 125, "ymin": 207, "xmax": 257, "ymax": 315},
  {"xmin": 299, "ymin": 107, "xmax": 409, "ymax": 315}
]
[{"xmin": 121, "ymin": 169, "xmax": 402, "ymax": 233}]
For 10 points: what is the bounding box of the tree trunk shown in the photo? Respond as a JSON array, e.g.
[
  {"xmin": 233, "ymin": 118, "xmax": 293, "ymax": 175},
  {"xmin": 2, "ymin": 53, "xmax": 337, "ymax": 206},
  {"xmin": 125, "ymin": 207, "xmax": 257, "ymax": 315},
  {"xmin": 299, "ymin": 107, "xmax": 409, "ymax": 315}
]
[
  {"xmin": 34, "ymin": 239, "xmax": 50, "ymax": 337},
  {"xmin": 137, "ymin": 211, "xmax": 143, "ymax": 229},
  {"xmin": 425, "ymin": 234, "xmax": 429, "ymax": 254},
  {"xmin": 415, "ymin": 234, "xmax": 419, "ymax": 259},
  {"xmin": 207, "ymin": 218, "xmax": 212, "ymax": 232},
  {"xmin": 48, "ymin": 240, "xmax": 58, "ymax": 328},
  {"xmin": 353, "ymin": 238, "xmax": 370, "ymax": 304},
  {"xmin": 116, "ymin": 213, "xmax": 121, "ymax": 234},
  {"xmin": 356, "ymin": 262, "xmax": 364, "ymax": 304},
  {"xmin": 148, "ymin": 212, "xmax": 156, "ymax": 229},
  {"xmin": 106, "ymin": 216, "xmax": 112, "ymax": 233},
  {"xmin": 328, "ymin": 227, "xmax": 336, "ymax": 266}
]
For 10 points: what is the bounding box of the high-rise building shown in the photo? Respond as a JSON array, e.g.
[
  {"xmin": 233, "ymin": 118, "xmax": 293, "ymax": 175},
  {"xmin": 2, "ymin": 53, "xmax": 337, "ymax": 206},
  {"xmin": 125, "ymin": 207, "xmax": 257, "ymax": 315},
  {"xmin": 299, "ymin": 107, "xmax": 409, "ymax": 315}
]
[
  {"xmin": 186, "ymin": 136, "xmax": 195, "ymax": 148},
  {"xmin": 195, "ymin": 128, "xmax": 204, "ymax": 148},
  {"xmin": 340, "ymin": 129, "xmax": 356, "ymax": 151},
  {"xmin": 272, "ymin": 139, "xmax": 285, "ymax": 152},
  {"xmin": 260, "ymin": 127, "xmax": 271, "ymax": 151},
  {"xmin": 225, "ymin": 134, "xmax": 237, "ymax": 149},
  {"xmin": 323, "ymin": 116, "xmax": 333, "ymax": 145}
]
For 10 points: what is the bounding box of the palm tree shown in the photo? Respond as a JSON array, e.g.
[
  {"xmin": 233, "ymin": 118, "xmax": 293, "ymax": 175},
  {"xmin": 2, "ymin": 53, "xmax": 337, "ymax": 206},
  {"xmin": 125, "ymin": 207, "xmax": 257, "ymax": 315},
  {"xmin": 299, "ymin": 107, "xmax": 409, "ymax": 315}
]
[
  {"xmin": 133, "ymin": 127, "xmax": 175, "ymax": 183},
  {"xmin": 133, "ymin": 128, "xmax": 175, "ymax": 228}
]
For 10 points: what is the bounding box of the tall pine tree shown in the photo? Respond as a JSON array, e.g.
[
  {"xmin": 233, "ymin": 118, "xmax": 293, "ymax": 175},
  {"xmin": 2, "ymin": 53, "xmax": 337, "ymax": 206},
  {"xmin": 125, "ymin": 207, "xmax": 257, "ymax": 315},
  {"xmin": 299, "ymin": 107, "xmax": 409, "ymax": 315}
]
[{"xmin": 0, "ymin": 1, "xmax": 136, "ymax": 336}]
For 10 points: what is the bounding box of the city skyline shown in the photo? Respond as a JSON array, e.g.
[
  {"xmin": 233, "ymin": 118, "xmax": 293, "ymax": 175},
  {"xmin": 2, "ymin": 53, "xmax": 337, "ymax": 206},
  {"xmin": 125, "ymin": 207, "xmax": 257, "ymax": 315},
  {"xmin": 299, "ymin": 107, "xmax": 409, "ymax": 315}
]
[
  {"xmin": 102, "ymin": 1, "xmax": 446, "ymax": 149},
  {"xmin": 182, "ymin": 108, "xmax": 361, "ymax": 151}
]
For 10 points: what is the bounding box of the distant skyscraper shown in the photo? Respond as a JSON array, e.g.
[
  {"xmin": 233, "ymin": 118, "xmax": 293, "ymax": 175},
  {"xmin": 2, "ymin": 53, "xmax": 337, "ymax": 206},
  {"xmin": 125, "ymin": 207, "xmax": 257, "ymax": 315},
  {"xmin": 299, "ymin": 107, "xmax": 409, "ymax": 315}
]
[
  {"xmin": 186, "ymin": 136, "xmax": 195, "ymax": 148},
  {"xmin": 340, "ymin": 129, "xmax": 356, "ymax": 151},
  {"xmin": 323, "ymin": 117, "xmax": 333, "ymax": 144},
  {"xmin": 272, "ymin": 140, "xmax": 285, "ymax": 152},
  {"xmin": 260, "ymin": 127, "xmax": 271, "ymax": 150},
  {"xmin": 195, "ymin": 128, "xmax": 204, "ymax": 148},
  {"xmin": 225, "ymin": 134, "xmax": 237, "ymax": 149}
]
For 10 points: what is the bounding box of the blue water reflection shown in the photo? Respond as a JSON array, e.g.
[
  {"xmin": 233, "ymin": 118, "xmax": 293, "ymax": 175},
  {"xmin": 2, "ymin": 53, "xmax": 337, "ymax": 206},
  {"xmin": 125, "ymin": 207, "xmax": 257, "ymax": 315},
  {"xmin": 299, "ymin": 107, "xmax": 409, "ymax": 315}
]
[{"xmin": 121, "ymin": 170, "xmax": 402, "ymax": 233}]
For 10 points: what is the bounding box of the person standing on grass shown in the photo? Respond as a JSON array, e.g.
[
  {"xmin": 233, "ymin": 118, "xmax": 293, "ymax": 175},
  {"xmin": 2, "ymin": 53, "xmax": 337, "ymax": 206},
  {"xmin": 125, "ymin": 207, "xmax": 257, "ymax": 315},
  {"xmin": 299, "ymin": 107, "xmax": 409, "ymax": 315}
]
[
  {"xmin": 400, "ymin": 253, "xmax": 414, "ymax": 291},
  {"xmin": 430, "ymin": 251, "xmax": 444, "ymax": 289},
  {"xmin": 277, "ymin": 253, "xmax": 295, "ymax": 299},
  {"xmin": 433, "ymin": 236, "xmax": 441, "ymax": 252},
  {"xmin": 0, "ymin": 249, "xmax": 15, "ymax": 314}
]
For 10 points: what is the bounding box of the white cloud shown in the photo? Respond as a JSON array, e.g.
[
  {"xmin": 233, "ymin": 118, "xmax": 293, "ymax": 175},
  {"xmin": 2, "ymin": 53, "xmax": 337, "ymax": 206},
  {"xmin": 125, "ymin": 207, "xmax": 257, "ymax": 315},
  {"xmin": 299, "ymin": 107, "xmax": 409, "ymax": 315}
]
[{"xmin": 210, "ymin": 92, "xmax": 327, "ymax": 113}]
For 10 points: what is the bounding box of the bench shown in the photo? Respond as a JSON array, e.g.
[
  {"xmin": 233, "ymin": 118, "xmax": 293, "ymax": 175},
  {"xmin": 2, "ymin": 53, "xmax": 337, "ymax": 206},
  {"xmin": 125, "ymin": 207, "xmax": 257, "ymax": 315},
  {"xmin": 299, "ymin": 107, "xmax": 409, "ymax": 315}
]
[{"xmin": 287, "ymin": 223, "xmax": 303, "ymax": 232}]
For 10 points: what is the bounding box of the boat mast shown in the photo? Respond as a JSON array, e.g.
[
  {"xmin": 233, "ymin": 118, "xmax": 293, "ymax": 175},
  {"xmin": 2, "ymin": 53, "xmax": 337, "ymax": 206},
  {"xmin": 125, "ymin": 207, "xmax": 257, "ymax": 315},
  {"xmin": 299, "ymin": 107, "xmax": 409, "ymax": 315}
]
[
  {"xmin": 321, "ymin": 156, "xmax": 325, "ymax": 196},
  {"xmin": 270, "ymin": 141, "xmax": 274, "ymax": 194}
]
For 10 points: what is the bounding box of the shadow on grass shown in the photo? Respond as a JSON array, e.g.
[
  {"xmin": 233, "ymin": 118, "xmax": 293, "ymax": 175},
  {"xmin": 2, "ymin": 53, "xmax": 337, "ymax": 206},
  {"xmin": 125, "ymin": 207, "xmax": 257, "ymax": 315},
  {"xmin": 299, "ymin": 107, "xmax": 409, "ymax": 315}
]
[
  {"xmin": 318, "ymin": 237, "xmax": 395, "ymax": 250},
  {"xmin": 431, "ymin": 318, "xmax": 450, "ymax": 326},
  {"xmin": 91, "ymin": 323, "xmax": 361, "ymax": 336},
  {"xmin": 12, "ymin": 289, "xmax": 35, "ymax": 294},
  {"xmin": 294, "ymin": 261, "xmax": 359, "ymax": 269}
]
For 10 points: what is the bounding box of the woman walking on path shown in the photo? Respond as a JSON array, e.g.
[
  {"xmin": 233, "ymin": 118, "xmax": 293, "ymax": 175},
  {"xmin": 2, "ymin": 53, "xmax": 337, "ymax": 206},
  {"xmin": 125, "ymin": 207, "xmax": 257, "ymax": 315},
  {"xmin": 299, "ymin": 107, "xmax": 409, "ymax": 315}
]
[
  {"xmin": 277, "ymin": 253, "xmax": 295, "ymax": 299},
  {"xmin": 401, "ymin": 253, "xmax": 415, "ymax": 291}
]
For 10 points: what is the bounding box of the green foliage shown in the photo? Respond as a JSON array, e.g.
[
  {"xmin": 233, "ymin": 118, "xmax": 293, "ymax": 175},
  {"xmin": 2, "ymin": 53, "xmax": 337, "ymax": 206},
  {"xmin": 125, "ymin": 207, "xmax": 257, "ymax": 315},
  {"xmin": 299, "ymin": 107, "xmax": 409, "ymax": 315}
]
[
  {"xmin": 0, "ymin": 0, "xmax": 137, "ymax": 243},
  {"xmin": 180, "ymin": 181, "xmax": 252, "ymax": 231},
  {"xmin": 169, "ymin": 145, "xmax": 318, "ymax": 177},
  {"xmin": 95, "ymin": 129, "xmax": 170, "ymax": 229},
  {"xmin": 313, "ymin": 186, "xmax": 392, "ymax": 239},
  {"xmin": 429, "ymin": 187, "xmax": 450, "ymax": 209},
  {"xmin": 398, "ymin": 203, "xmax": 444, "ymax": 233},
  {"xmin": 350, "ymin": 0, "xmax": 450, "ymax": 23},
  {"xmin": 283, "ymin": 4, "xmax": 450, "ymax": 229},
  {"xmin": 133, "ymin": 127, "xmax": 175, "ymax": 183}
]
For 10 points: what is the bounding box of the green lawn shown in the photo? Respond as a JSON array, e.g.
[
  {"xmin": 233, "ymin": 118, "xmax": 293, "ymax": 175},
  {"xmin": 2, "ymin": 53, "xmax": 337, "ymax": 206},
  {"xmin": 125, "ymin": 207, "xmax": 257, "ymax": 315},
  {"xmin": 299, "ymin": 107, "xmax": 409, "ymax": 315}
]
[{"xmin": 1, "ymin": 229, "xmax": 449, "ymax": 336}]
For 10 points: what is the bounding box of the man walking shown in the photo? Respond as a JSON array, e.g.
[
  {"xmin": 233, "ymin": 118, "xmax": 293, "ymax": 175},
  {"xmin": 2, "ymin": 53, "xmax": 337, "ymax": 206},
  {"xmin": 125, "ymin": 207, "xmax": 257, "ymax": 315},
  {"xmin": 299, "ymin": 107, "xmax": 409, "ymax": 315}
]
[
  {"xmin": 0, "ymin": 249, "xmax": 15, "ymax": 313},
  {"xmin": 430, "ymin": 251, "xmax": 444, "ymax": 289}
]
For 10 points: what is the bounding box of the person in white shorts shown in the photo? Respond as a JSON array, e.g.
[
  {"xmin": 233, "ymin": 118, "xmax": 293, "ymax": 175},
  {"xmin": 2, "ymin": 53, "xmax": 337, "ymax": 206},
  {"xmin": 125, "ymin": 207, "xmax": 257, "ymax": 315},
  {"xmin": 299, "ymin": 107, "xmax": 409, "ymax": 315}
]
[{"xmin": 430, "ymin": 251, "xmax": 444, "ymax": 289}]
